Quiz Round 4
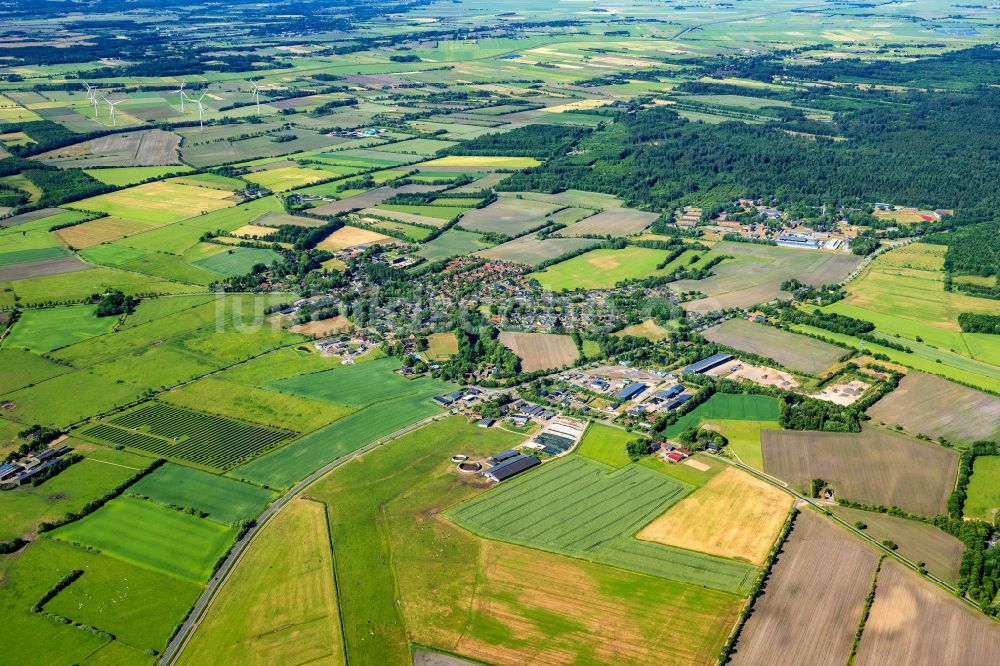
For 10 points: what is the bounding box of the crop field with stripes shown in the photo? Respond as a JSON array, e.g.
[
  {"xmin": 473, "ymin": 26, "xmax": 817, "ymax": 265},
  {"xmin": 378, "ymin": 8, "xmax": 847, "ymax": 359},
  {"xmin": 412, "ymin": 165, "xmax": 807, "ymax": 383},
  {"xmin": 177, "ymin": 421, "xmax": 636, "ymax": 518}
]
[
  {"xmin": 77, "ymin": 402, "xmax": 294, "ymax": 472},
  {"xmin": 447, "ymin": 456, "xmax": 757, "ymax": 595}
]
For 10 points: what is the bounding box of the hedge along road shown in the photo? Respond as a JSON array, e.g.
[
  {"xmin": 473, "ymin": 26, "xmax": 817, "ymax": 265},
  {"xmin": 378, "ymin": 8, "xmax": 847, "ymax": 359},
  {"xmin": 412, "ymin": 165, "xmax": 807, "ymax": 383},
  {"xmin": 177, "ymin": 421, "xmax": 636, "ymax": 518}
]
[{"xmin": 160, "ymin": 410, "xmax": 453, "ymax": 665}]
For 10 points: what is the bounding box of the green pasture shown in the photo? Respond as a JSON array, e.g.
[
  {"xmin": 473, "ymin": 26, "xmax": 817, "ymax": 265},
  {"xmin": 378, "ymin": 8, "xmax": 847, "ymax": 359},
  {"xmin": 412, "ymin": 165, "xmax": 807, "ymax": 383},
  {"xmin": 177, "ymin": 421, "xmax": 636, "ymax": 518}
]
[
  {"xmin": 964, "ymin": 456, "xmax": 1000, "ymax": 522},
  {"xmin": 193, "ymin": 247, "xmax": 281, "ymax": 276},
  {"xmin": 416, "ymin": 229, "xmax": 491, "ymax": 261},
  {"xmin": 231, "ymin": 389, "xmax": 449, "ymax": 489},
  {"xmin": 0, "ymin": 450, "xmax": 149, "ymax": 542},
  {"xmin": 84, "ymin": 166, "xmax": 192, "ymax": 186},
  {"xmin": 8, "ymin": 266, "xmax": 205, "ymax": 305},
  {"xmin": 265, "ymin": 356, "xmax": 452, "ymax": 408},
  {"xmin": 131, "ymin": 463, "xmax": 276, "ymax": 525},
  {"xmin": 576, "ymin": 422, "xmax": 635, "ymax": 468},
  {"xmin": 0, "ymin": 348, "xmax": 73, "ymax": 395},
  {"xmin": 52, "ymin": 496, "xmax": 236, "ymax": 584},
  {"xmin": 3, "ymin": 304, "xmax": 118, "ymax": 353},
  {"xmin": 661, "ymin": 394, "xmax": 781, "ymax": 439}
]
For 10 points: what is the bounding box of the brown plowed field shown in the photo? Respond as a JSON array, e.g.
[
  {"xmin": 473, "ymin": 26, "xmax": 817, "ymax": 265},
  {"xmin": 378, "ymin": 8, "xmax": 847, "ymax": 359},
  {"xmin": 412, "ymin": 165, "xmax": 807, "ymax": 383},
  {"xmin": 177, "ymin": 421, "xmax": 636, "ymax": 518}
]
[
  {"xmin": 856, "ymin": 560, "xmax": 1000, "ymax": 666},
  {"xmin": 867, "ymin": 372, "xmax": 1000, "ymax": 443},
  {"xmin": 761, "ymin": 428, "xmax": 957, "ymax": 515},
  {"xmin": 498, "ymin": 331, "xmax": 579, "ymax": 372},
  {"xmin": 731, "ymin": 511, "xmax": 879, "ymax": 666}
]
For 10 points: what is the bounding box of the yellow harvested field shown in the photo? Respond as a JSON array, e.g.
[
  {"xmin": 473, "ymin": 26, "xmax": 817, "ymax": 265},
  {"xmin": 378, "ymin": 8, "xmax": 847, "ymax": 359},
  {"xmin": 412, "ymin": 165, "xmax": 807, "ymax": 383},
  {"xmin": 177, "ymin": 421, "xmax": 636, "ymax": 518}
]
[
  {"xmin": 856, "ymin": 560, "xmax": 1000, "ymax": 666},
  {"xmin": 545, "ymin": 99, "xmax": 613, "ymax": 113},
  {"xmin": 452, "ymin": 541, "xmax": 743, "ymax": 666},
  {"xmin": 67, "ymin": 181, "xmax": 235, "ymax": 224},
  {"xmin": 499, "ymin": 331, "xmax": 579, "ymax": 373},
  {"xmin": 178, "ymin": 498, "xmax": 345, "ymax": 666},
  {"xmin": 53, "ymin": 216, "xmax": 158, "ymax": 248},
  {"xmin": 426, "ymin": 332, "xmax": 458, "ymax": 360},
  {"xmin": 230, "ymin": 224, "xmax": 279, "ymax": 238},
  {"xmin": 420, "ymin": 156, "xmax": 541, "ymax": 168},
  {"xmin": 290, "ymin": 316, "xmax": 353, "ymax": 337},
  {"xmin": 637, "ymin": 467, "xmax": 792, "ymax": 565},
  {"xmin": 614, "ymin": 319, "xmax": 673, "ymax": 341},
  {"xmin": 316, "ymin": 226, "xmax": 401, "ymax": 251}
]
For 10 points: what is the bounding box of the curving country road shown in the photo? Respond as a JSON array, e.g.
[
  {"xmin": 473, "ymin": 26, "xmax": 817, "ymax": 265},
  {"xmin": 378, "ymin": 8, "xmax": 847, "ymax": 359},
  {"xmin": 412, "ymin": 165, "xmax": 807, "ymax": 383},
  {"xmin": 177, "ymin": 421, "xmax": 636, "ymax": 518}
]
[{"xmin": 159, "ymin": 411, "xmax": 451, "ymax": 665}]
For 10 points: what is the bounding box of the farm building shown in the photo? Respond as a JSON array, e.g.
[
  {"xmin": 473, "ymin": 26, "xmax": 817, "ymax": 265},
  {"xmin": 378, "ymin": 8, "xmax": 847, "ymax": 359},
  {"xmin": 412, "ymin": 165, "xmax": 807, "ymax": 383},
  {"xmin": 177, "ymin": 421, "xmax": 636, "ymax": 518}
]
[
  {"xmin": 488, "ymin": 449, "xmax": 519, "ymax": 465},
  {"xmin": 657, "ymin": 385, "xmax": 684, "ymax": 400},
  {"xmin": 679, "ymin": 353, "xmax": 733, "ymax": 375},
  {"xmin": 616, "ymin": 383, "xmax": 647, "ymax": 401},
  {"xmin": 478, "ymin": 417, "xmax": 495, "ymax": 428},
  {"xmin": 661, "ymin": 394, "xmax": 693, "ymax": 411},
  {"xmin": 484, "ymin": 454, "xmax": 540, "ymax": 482},
  {"xmin": 776, "ymin": 233, "xmax": 823, "ymax": 250}
]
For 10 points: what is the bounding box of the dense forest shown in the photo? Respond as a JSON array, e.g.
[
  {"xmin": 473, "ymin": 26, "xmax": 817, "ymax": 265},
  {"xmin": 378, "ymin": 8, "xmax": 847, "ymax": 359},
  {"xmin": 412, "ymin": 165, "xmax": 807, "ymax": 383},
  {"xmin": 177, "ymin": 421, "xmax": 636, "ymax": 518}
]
[{"xmin": 499, "ymin": 86, "xmax": 1000, "ymax": 213}]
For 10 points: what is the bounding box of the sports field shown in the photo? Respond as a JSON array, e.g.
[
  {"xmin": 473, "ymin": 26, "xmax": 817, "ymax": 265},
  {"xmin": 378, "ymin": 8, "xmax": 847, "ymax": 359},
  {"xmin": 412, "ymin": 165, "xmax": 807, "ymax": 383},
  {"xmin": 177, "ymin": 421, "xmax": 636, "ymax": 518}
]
[
  {"xmin": 2, "ymin": 304, "xmax": 117, "ymax": 352},
  {"xmin": 179, "ymin": 499, "xmax": 345, "ymax": 665},
  {"xmin": 448, "ymin": 456, "xmax": 757, "ymax": 594},
  {"xmin": 964, "ymin": 456, "xmax": 1000, "ymax": 522},
  {"xmin": 867, "ymin": 372, "xmax": 1000, "ymax": 442},
  {"xmin": 425, "ymin": 331, "xmax": 458, "ymax": 360},
  {"xmin": 732, "ymin": 512, "xmax": 879, "ymax": 666},
  {"xmin": 52, "ymin": 496, "xmax": 236, "ymax": 583},
  {"xmin": 131, "ymin": 463, "xmax": 276, "ymax": 525},
  {"xmin": 530, "ymin": 247, "xmax": 713, "ymax": 290},
  {"xmin": 703, "ymin": 318, "xmax": 844, "ymax": 374},
  {"xmin": 576, "ymin": 422, "xmax": 634, "ymax": 467},
  {"xmin": 762, "ymin": 428, "xmax": 958, "ymax": 515},
  {"xmin": 498, "ymin": 331, "xmax": 579, "ymax": 372},
  {"xmin": 614, "ymin": 319, "xmax": 675, "ymax": 341},
  {"xmin": 637, "ymin": 467, "xmax": 792, "ymax": 565}
]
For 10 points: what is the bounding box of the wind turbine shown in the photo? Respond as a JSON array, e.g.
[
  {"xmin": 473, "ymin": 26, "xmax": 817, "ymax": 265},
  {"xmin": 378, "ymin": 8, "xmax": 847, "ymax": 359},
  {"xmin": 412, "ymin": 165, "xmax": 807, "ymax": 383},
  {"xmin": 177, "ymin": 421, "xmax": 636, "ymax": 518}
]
[
  {"xmin": 82, "ymin": 82, "xmax": 99, "ymax": 117},
  {"xmin": 102, "ymin": 96, "xmax": 124, "ymax": 127},
  {"xmin": 193, "ymin": 92, "xmax": 207, "ymax": 128},
  {"xmin": 248, "ymin": 80, "xmax": 260, "ymax": 114},
  {"xmin": 171, "ymin": 81, "xmax": 187, "ymax": 112}
]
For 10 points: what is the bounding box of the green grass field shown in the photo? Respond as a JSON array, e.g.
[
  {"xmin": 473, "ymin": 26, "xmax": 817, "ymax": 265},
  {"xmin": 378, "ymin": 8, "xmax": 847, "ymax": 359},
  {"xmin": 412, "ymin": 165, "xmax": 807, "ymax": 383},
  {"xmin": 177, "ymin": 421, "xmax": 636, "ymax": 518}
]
[
  {"xmin": 265, "ymin": 356, "xmax": 452, "ymax": 408},
  {"xmin": 964, "ymin": 456, "xmax": 1000, "ymax": 522},
  {"xmin": 576, "ymin": 422, "xmax": 635, "ymax": 467},
  {"xmin": 85, "ymin": 165, "xmax": 192, "ymax": 186},
  {"xmin": 661, "ymin": 394, "xmax": 781, "ymax": 438},
  {"xmin": 0, "ymin": 348, "xmax": 72, "ymax": 394},
  {"xmin": 193, "ymin": 247, "xmax": 282, "ymax": 276},
  {"xmin": 52, "ymin": 496, "xmax": 236, "ymax": 584},
  {"xmin": 417, "ymin": 229, "xmax": 491, "ymax": 261},
  {"xmin": 0, "ymin": 537, "xmax": 200, "ymax": 662},
  {"xmin": 0, "ymin": 448, "xmax": 150, "ymax": 542},
  {"xmin": 131, "ymin": 463, "xmax": 277, "ymax": 525},
  {"xmin": 231, "ymin": 390, "xmax": 448, "ymax": 488},
  {"xmin": 2, "ymin": 305, "xmax": 118, "ymax": 353},
  {"xmin": 709, "ymin": 419, "xmax": 782, "ymax": 471},
  {"xmin": 447, "ymin": 456, "xmax": 756, "ymax": 594}
]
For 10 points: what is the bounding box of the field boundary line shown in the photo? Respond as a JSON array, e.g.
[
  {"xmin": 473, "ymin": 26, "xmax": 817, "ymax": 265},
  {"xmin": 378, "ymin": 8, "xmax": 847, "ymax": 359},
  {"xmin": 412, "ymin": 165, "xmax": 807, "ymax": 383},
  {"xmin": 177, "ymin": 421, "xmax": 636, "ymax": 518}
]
[{"xmin": 161, "ymin": 411, "xmax": 450, "ymax": 665}]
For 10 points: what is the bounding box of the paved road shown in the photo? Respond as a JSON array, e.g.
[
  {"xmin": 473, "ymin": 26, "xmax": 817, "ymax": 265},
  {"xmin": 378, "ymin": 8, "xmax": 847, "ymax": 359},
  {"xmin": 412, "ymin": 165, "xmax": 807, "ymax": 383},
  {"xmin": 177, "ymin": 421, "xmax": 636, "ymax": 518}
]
[
  {"xmin": 159, "ymin": 411, "xmax": 450, "ymax": 665},
  {"xmin": 709, "ymin": 454, "xmax": 980, "ymax": 610}
]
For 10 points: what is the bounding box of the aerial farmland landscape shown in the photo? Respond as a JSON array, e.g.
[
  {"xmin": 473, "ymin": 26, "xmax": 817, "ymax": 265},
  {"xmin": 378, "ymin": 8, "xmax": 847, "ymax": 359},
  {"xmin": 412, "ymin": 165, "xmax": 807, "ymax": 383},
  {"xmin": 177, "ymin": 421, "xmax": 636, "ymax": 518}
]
[{"xmin": 1, "ymin": 0, "xmax": 1000, "ymax": 664}]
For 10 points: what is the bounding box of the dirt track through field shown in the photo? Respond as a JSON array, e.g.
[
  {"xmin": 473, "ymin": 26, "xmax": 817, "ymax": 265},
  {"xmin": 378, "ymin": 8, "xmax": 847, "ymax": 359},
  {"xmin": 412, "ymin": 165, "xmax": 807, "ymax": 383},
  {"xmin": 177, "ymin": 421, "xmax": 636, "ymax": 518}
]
[{"xmin": 731, "ymin": 511, "xmax": 879, "ymax": 666}]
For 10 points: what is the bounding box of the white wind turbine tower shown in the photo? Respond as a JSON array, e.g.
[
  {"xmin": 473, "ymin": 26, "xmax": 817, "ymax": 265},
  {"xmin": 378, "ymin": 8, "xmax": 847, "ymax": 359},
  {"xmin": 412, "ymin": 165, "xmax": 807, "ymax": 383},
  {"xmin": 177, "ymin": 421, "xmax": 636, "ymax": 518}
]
[
  {"xmin": 193, "ymin": 92, "xmax": 208, "ymax": 128},
  {"xmin": 248, "ymin": 80, "xmax": 260, "ymax": 114},
  {"xmin": 171, "ymin": 81, "xmax": 187, "ymax": 112},
  {"xmin": 102, "ymin": 96, "xmax": 124, "ymax": 127}
]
